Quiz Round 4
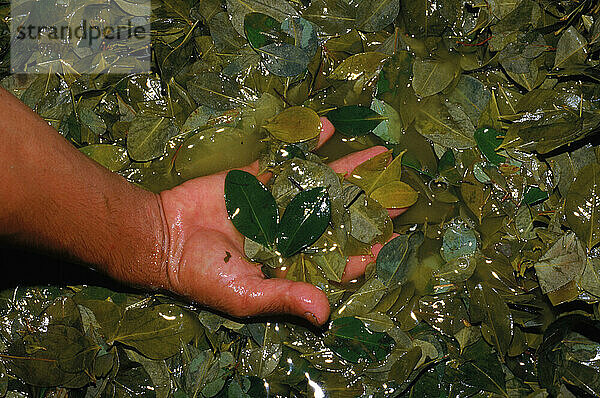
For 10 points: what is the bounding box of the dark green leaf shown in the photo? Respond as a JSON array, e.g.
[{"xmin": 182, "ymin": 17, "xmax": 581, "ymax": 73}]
[
  {"xmin": 244, "ymin": 12, "xmax": 286, "ymax": 49},
  {"xmin": 327, "ymin": 105, "xmax": 386, "ymax": 137},
  {"xmin": 225, "ymin": 170, "xmax": 279, "ymax": 248},
  {"xmin": 474, "ymin": 127, "xmax": 505, "ymax": 166},
  {"xmin": 276, "ymin": 187, "xmax": 331, "ymax": 257},
  {"xmin": 325, "ymin": 317, "xmax": 394, "ymax": 363}
]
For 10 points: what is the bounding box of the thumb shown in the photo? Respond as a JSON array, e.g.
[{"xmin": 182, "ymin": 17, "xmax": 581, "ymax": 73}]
[{"xmin": 242, "ymin": 277, "xmax": 331, "ymax": 326}]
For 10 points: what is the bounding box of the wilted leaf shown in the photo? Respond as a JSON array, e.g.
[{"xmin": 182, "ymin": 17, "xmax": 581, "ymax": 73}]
[
  {"xmin": 554, "ymin": 26, "xmax": 588, "ymax": 69},
  {"xmin": 258, "ymin": 43, "xmax": 310, "ymax": 77},
  {"xmin": 469, "ymin": 283, "xmax": 513, "ymax": 357}
]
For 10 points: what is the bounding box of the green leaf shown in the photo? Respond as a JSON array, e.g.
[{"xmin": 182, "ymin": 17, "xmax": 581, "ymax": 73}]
[
  {"xmin": 441, "ymin": 222, "xmax": 478, "ymax": 262},
  {"xmin": 126, "ymin": 115, "xmax": 178, "ymax": 162},
  {"xmin": 565, "ymin": 163, "xmax": 600, "ymax": 249},
  {"xmin": 370, "ymin": 98, "xmax": 403, "ymax": 144},
  {"xmin": 113, "ymin": 304, "xmax": 197, "ymax": 360},
  {"xmin": 281, "ymin": 16, "xmax": 319, "ymax": 57},
  {"xmin": 469, "ymin": 283, "xmax": 513, "ymax": 357},
  {"xmin": 522, "ymin": 186, "xmax": 548, "ymax": 205},
  {"xmin": 414, "ymin": 97, "xmax": 476, "ymax": 149},
  {"xmin": 325, "ymin": 316, "xmax": 394, "ymax": 363},
  {"xmin": 188, "ymin": 72, "xmax": 256, "ymax": 111},
  {"xmin": 244, "ymin": 12, "xmax": 286, "ymax": 49},
  {"xmin": 412, "ymin": 57, "xmax": 459, "ymax": 98},
  {"xmin": 258, "ymin": 43, "xmax": 310, "ymax": 77},
  {"xmin": 554, "ymin": 26, "xmax": 588, "ymax": 69},
  {"xmin": 175, "ymin": 126, "xmax": 265, "ymax": 180},
  {"xmin": 224, "ymin": 170, "xmax": 279, "ymax": 248},
  {"xmin": 533, "ymin": 232, "xmax": 586, "ymax": 295},
  {"xmin": 355, "ymin": 0, "xmax": 399, "ymax": 32},
  {"xmin": 327, "ymin": 105, "xmax": 386, "ymax": 137},
  {"xmin": 537, "ymin": 315, "xmax": 600, "ymax": 396},
  {"xmin": 276, "ymin": 187, "xmax": 331, "ymax": 257},
  {"xmin": 461, "ymin": 339, "xmax": 509, "ymax": 396},
  {"xmin": 328, "ymin": 52, "xmax": 390, "ymax": 81},
  {"xmin": 79, "ymin": 144, "xmax": 130, "ymax": 172},
  {"xmin": 474, "ymin": 127, "xmax": 505, "ymax": 166},
  {"xmin": 333, "ymin": 277, "xmax": 387, "ymax": 319},
  {"xmin": 263, "ymin": 106, "xmax": 322, "ymax": 143},
  {"xmin": 376, "ymin": 232, "xmax": 424, "ymax": 288},
  {"xmin": 226, "ymin": 0, "xmax": 299, "ymax": 36},
  {"xmin": 447, "ymin": 75, "xmax": 492, "ymax": 125}
]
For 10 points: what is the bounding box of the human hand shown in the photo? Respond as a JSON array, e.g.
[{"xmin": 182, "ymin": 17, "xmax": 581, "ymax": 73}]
[{"xmin": 156, "ymin": 118, "xmax": 406, "ymax": 326}]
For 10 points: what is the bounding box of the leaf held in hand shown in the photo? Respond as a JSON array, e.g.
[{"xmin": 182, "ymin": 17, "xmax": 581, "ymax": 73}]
[
  {"xmin": 225, "ymin": 170, "xmax": 279, "ymax": 248},
  {"xmin": 277, "ymin": 187, "xmax": 331, "ymax": 257}
]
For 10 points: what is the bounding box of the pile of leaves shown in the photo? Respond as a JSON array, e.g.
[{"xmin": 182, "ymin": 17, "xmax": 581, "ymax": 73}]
[{"xmin": 1, "ymin": 0, "xmax": 600, "ymax": 396}]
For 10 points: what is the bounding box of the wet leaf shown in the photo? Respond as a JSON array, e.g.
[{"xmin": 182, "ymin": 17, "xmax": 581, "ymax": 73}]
[
  {"xmin": 325, "ymin": 316, "xmax": 394, "ymax": 363},
  {"xmin": 565, "ymin": 163, "xmax": 600, "ymax": 249},
  {"xmin": 355, "ymin": 0, "xmax": 399, "ymax": 32},
  {"xmin": 327, "ymin": 105, "xmax": 386, "ymax": 137},
  {"xmin": 376, "ymin": 232, "xmax": 424, "ymax": 288},
  {"xmin": 126, "ymin": 115, "xmax": 178, "ymax": 162},
  {"xmin": 281, "ymin": 16, "xmax": 319, "ymax": 57},
  {"xmin": 244, "ymin": 12, "xmax": 286, "ymax": 49},
  {"xmin": 225, "ymin": 170, "xmax": 279, "ymax": 248},
  {"xmin": 533, "ymin": 232, "xmax": 586, "ymax": 295},
  {"xmin": 258, "ymin": 43, "xmax": 311, "ymax": 77},
  {"xmin": 370, "ymin": 98, "xmax": 403, "ymax": 144},
  {"xmin": 175, "ymin": 126, "xmax": 265, "ymax": 179},
  {"xmin": 263, "ymin": 106, "xmax": 321, "ymax": 143},
  {"xmin": 226, "ymin": 0, "xmax": 299, "ymax": 36},
  {"xmin": 347, "ymin": 149, "xmax": 417, "ymax": 208},
  {"xmin": 333, "ymin": 277, "xmax": 387, "ymax": 319},
  {"xmin": 441, "ymin": 222, "xmax": 478, "ymax": 262},
  {"xmin": 554, "ymin": 26, "xmax": 588, "ymax": 69},
  {"xmin": 469, "ymin": 283, "xmax": 513, "ymax": 357},
  {"xmin": 112, "ymin": 304, "xmax": 197, "ymax": 360},
  {"xmin": 328, "ymin": 52, "xmax": 390, "ymax": 81},
  {"xmin": 277, "ymin": 187, "xmax": 331, "ymax": 257},
  {"xmin": 80, "ymin": 144, "xmax": 130, "ymax": 172},
  {"xmin": 414, "ymin": 96, "xmax": 476, "ymax": 149},
  {"xmin": 412, "ymin": 58, "xmax": 459, "ymax": 98}
]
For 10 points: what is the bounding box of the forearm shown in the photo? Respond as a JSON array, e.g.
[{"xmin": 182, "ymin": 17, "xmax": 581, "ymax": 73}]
[{"xmin": 0, "ymin": 87, "xmax": 168, "ymax": 288}]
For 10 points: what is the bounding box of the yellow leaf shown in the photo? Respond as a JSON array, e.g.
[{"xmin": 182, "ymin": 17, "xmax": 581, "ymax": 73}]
[
  {"xmin": 263, "ymin": 106, "xmax": 322, "ymax": 143},
  {"xmin": 371, "ymin": 181, "xmax": 418, "ymax": 208}
]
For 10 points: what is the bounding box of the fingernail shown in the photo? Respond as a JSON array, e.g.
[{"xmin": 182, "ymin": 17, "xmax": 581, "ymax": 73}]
[{"xmin": 304, "ymin": 311, "xmax": 319, "ymax": 325}]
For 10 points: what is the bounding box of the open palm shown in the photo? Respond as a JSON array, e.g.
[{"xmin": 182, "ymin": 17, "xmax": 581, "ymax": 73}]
[{"xmin": 158, "ymin": 118, "xmax": 405, "ymax": 326}]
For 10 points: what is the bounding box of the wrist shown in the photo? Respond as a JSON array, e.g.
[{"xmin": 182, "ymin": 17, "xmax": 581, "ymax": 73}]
[{"xmin": 107, "ymin": 189, "xmax": 171, "ymax": 291}]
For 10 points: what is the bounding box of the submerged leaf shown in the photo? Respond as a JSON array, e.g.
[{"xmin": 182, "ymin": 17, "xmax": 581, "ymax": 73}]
[
  {"xmin": 264, "ymin": 106, "xmax": 321, "ymax": 143},
  {"xmin": 376, "ymin": 232, "xmax": 424, "ymax": 288},
  {"xmin": 325, "ymin": 317, "xmax": 394, "ymax": 363}
]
